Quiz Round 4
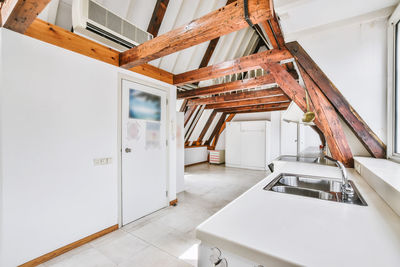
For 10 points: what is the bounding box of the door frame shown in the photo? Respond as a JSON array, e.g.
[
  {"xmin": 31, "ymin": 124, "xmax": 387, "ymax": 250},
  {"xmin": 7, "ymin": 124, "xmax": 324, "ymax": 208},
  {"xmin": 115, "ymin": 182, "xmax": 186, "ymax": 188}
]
[{"xmin": 117, "ymin": 73, "xmax": 171, "ymax": 227}]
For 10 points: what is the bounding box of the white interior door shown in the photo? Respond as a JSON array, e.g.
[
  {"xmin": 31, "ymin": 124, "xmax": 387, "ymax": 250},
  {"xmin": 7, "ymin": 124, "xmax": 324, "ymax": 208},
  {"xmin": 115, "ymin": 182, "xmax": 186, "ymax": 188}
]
[
  {"xmin": 281, "ymin": 120, "xmax": 298, "ymax": 155},
  {"xmin": 121, "ymin": 79, "xmax": 167, "ymax": 225}
]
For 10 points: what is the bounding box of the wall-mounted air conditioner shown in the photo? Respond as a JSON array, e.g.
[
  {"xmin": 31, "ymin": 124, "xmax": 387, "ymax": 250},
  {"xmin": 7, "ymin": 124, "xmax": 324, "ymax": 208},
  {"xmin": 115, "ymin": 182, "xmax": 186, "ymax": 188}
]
[{"xmin": 72, "ymin": 0, "xmax": 153, "ymax": 51}]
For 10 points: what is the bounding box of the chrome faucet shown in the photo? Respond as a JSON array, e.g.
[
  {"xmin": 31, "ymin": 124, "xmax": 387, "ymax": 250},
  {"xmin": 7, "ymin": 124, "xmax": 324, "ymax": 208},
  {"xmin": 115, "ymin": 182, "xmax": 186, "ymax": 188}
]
[{"xmin": 324, "ymin": 156, "xmax": 354, "ymax": 199}]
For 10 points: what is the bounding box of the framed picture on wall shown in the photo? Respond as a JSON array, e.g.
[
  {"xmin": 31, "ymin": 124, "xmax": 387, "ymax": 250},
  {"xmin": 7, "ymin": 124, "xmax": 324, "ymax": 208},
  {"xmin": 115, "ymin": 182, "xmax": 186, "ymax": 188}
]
[{"xmin": 129, "ymin": 89, "xmax": 161, "ymax": 121}]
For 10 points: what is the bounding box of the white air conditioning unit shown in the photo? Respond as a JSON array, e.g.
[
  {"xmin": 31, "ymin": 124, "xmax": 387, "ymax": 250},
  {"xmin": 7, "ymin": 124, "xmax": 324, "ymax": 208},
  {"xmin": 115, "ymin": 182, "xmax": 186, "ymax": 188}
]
[{"xmin": 72, "ymin": 0, "xmax": 153, "ymax": 51}]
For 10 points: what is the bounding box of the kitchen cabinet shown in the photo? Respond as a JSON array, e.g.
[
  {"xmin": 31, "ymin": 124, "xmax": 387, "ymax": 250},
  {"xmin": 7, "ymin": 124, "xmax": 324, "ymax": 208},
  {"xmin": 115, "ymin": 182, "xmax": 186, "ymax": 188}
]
[{"xmin": 225, "ymin": 121, "xmax": 271, "ymax": 170}]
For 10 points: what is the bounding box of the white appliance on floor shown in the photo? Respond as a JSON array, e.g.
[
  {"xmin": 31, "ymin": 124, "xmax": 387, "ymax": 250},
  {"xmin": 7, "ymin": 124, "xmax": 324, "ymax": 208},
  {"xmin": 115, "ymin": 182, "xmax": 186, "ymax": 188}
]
[
  {"xmin": 225, "ymin": 121, "xmax": 271, "ymax": 170},
  {"xmin": 198, "ymin": 243, "xmax": 263, "ymax": 267}
]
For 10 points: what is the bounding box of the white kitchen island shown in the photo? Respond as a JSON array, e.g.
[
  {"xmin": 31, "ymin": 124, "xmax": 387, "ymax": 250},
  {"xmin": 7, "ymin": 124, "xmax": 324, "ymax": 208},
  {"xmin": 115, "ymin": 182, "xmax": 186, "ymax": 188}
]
[{"xmin": 196, "ymin": 161, "xmax": 400, "ymax": 267}]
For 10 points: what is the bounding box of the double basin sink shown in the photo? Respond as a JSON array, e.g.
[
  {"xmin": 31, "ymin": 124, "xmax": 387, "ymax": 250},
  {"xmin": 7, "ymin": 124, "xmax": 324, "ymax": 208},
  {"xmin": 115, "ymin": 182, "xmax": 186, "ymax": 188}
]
[{"xmin": 264, "ymin": 174, "xmax": 367, "ymax": 206}]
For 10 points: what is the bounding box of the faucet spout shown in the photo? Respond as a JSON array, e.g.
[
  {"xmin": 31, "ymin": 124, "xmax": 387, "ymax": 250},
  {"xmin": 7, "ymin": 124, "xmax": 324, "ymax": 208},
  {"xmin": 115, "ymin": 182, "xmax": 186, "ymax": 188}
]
[{"xmin": 324, "ymin": 155, "xmax": 354, "ymax": 199}]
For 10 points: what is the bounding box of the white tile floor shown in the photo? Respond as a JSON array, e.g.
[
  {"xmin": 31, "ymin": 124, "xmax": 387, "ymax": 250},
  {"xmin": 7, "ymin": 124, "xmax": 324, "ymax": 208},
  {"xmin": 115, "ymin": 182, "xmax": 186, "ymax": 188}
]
[{"xmin": 41, "ymin": 163, "xmax": 268, "ymax": 267}]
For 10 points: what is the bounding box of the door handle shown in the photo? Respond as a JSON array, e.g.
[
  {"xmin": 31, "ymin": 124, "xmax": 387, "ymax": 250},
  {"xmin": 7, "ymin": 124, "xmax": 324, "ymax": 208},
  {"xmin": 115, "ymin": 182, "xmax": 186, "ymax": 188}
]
[{"xmin": 125, "ymin": 148, "xmax": 132, "ymax": 153}]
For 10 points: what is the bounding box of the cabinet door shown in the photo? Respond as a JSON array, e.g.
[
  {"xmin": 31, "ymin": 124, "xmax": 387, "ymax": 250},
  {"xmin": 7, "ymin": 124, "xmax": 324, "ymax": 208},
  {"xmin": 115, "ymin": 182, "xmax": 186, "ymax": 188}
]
[
  {"xmin": 240, "ymin": 122, "xmax": 266, "ymax": 169},
  {"xmin": 225, "ymin": 122, "xmax": 241, "ymax": 167}
]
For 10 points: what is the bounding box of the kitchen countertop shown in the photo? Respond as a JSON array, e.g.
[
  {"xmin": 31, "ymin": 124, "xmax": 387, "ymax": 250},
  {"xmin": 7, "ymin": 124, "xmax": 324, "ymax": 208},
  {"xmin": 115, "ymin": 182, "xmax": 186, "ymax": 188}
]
[{"xmin": 196, "ymin": 162, "xmax": 400, "ymax": 267}]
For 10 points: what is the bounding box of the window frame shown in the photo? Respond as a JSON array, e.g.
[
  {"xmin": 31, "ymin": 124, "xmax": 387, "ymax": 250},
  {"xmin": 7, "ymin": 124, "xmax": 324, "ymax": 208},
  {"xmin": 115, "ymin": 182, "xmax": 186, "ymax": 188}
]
[{"xmin": 388, "ymin": 5, "xmax": 400, "ymax": 163}]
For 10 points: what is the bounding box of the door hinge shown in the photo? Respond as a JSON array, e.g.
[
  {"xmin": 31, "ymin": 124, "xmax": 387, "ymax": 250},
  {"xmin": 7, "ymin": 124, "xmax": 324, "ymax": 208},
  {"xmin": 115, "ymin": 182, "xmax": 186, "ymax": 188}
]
[
  {"xmin": 166, "ymin": 190, "xmax": 169, "ymax": 197},
  {"xmin": 166, "ymin": 139, "xmax": 168, "ymax": 146}
]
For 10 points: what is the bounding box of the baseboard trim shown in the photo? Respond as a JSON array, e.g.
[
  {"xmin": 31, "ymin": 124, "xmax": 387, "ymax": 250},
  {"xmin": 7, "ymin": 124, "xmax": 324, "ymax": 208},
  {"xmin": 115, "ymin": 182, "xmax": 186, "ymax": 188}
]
[
  {"xmin": 184, "ymin": 161, "xmax": 208, "ymax": 167},
  {"xmin": 19, "ymin": 224, "xmax": 119, "ymax": 267}
]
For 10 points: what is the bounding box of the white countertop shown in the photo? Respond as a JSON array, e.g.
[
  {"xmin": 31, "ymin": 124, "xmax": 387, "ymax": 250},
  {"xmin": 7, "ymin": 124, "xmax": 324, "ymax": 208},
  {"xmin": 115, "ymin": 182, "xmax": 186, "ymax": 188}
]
[
  {"xmin": 196, "ymin": 162, "xmax": 400, "ymax": 267},
  {"xmin": 354, "ymin": 157, "xmax": 400, "ymax": 191}
]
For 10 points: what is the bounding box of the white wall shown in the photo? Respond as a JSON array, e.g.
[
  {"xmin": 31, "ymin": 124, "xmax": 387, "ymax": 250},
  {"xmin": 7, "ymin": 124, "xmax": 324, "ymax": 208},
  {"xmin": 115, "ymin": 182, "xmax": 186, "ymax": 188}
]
[
  {"xmin": 184, "ymin": 147, "xmax": 208, "ymax": 166},
  {"xmin": 295, "ymin": 16, "xmax": 388, "ymax": 151},
  {"xmin": 270, "ymin": 111, "xmax": 282, "ymax": 160},
  {"xmin": 0, "ymin": 29, "xmax": 4, "ymax": 265},
  {"xmin": 176, "ymin": 112, "xmax": 185, "ymax": 193},
  {"xmin": 215, "ymin": 112, "xmax": 273, "ymax": 150},
  {"xmin": 225, "ymin": 121, "xmax": 269, "ymax": 170},
  {"xmin": 0, "ymin": 28, "xmax": 176, "ymax": 267}
]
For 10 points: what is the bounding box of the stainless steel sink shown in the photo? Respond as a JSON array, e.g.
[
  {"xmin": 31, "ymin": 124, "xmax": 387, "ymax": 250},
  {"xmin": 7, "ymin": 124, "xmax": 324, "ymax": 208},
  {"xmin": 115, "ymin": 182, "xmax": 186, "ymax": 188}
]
[
  {"xmin": 271, "ymin": 186, "xmax": 334, "ymax": 200},
  {"xmin": 264, "ymin": 173, "xmax": 367, "ymax": 206},
  {"xmin": 279, "ymin": 175, "xmax": 342, "ymax": 192}
]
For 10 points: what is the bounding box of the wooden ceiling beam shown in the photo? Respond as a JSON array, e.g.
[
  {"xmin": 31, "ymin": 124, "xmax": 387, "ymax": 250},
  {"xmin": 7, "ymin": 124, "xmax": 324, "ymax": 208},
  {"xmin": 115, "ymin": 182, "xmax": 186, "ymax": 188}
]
[
  {"xmin": 187, "ymin": 87, "xmax": 284, "ymax": 105},
  {"xmin": 227, "ymin": 106, "xmax": 288, "ymax": 113},
  {"xmin": 174, "ymin": 49, "xmax": 292, "ymax": 86},
  {"xmin": 264, "ymin": 63, "xmax": 353, "ymax": 167},
  {"xmin": 24, "ymin": 19, "xmax": 173, "ymax": 84},
  {"xmin": 299, "ymin": 65, "xmax": 354, "ymax": 167},
  {"xmin": 197, "ymin": 0, "xmax": 236, "ymax": 71},
  {"xmin": 286, "ymin": 41, "xmax": 386, "ymax": 158},
  {"xmin": 178, "ymin": 74, "xmax": 276, "ymax": 99},
  {"xmin": 261, "ymin": 16, "xmax": 285, "ymax": 49},
  {"xmin": 120, "ymin": 0, "xmax": 274, "ymax": 69},
  {"xmin": 198, "ymin": 37, "xmax": 220, "ymax": 70},
  {"xmin": 268, "ymin": 16, "xmax": 285, "ymax": 48},
  {"xmin": 1, "ymin": 0, "xmax": 50, "ymax": 33},
  {"xmin": 147, "ymin": 0, "xmax": 169, "ymax": 37},
  {"xmin": 205, "ymin": 95, "xmax": 289, "ymax": 109},
  {"xmin": 261, "ymin": 21, "xmax": 278, "ymax": 49},
  {"xmin": 215, "ymin": 102, "xmax": 290, "ymax": 113}
]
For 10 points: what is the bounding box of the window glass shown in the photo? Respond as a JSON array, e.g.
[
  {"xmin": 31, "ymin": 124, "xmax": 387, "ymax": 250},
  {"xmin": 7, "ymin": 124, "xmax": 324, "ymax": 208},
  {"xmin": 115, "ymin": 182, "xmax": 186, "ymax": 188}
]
[{"xmin": 395, "ymin": 23, "xmax": 400, "ymax": 153}]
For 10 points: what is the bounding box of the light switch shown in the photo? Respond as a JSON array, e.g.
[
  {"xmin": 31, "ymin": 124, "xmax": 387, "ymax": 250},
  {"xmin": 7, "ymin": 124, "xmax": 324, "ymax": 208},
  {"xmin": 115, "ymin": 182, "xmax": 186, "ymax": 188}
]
[{"xmin": 93, "ymin": 157, "xmax": 113, "ymax": 166}]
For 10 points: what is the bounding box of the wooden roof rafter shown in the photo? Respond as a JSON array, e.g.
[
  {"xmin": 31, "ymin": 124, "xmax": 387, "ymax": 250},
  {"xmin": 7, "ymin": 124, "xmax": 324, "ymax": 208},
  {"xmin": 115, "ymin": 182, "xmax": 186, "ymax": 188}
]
[
  {"xmin": 263, "ymin": 62, "xmax": 354, "ymax": 167},
  {"xmin": 174, "ymin": 49, "xmax": 292, "ymax": 86},
  {"xmin": 215, "ymin": 102, "xmax": 290, "ymax": 113},
  {"xmin": 178, "ymin": 74, "xmax": 277, "ymax": 99},
  {"xmin": 119, "ymin": 0, "xmax": 275, "ymax": 69},
  {"xmin": 194, "ymin": 110, "xmax": 218, "ymax": 146},
  {"xmin": 196, "ymin": 0, "xmax": 237, "ymax": 71},
  {"xmin": 209, "ymin": 113, "xmax": 235, "ymax": 149},
  {"xmin": 147, "ymin": 0, "xmax": 170, "ymax": 37},
  {"xmin": 1, "ymin": 0, "xmax": 51, "ymax": 33},
  {"xmin": 286, "ymin": 42, "xmax": 386, "ymax": 158},
  {"xmin": 205, "ymin": 95, "xmax": 290, "ymax": 109},
  {"xmin": 186, "ymin": 87, "xmax": 285, "ymax": 106}
]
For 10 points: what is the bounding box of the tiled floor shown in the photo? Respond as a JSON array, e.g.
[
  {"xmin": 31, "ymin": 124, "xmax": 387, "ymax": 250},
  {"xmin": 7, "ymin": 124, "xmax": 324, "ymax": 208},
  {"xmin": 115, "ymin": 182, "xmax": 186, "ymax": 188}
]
[{"xmin": 40, "ymin": 163, "xmax": 268, "ymax": 267}]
